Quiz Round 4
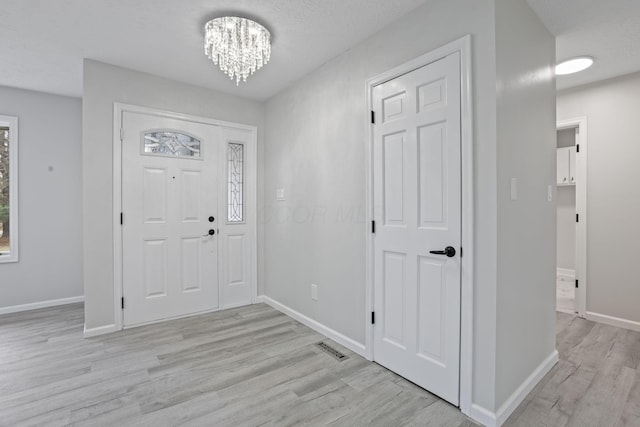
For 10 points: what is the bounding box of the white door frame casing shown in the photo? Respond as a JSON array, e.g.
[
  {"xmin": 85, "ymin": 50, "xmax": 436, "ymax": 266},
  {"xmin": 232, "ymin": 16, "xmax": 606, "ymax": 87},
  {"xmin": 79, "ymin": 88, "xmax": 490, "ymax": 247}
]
[
  {"xmin": 364, "ymin": 35, "xmax": 474, "ymax": 414},
  {"xmin": 556, "ymin": 117, "xmax": 587, "ymax": 317},
  {"xmin": 112, "ymin": 103, "xmax": 258, "ymax": 331}
]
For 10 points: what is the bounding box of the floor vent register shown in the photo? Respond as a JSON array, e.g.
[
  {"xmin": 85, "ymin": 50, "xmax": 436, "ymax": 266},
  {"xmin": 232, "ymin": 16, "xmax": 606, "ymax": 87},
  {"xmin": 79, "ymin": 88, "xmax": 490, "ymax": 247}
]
[{"xmin": 316, "ymin": 341, "xmax": 348, "ymax": 361}]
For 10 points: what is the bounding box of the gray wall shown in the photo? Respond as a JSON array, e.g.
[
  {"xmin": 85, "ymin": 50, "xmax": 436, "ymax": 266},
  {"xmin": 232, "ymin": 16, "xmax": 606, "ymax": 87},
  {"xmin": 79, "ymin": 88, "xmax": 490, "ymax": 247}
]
[
  {"xmin": 558, "ymin": 71, "xmax": 640, "ymax": 324},
  {"xmin": 264, "ymin": 0, "xmax": 502, "ymax": 411},
  {"xmin": 80, "ymin": 0, "xmax": 556, "ymax": 415},
  {"xmin": 494, "ymin": 0, "xmax": 557, "ymax": 409},
  {"xmin": 82, "ymin": 60, "xmax": 265, "ymax": 330},
  {"xmin": 0, "ymin": 86, "xmax": 83, "ymax": 309}
]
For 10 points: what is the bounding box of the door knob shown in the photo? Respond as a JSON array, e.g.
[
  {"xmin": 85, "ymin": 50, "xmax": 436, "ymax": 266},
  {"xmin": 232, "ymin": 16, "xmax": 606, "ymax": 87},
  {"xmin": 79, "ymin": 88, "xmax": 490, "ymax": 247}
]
[
  {"xmin": 209, "ymin": 216, "xmax": 215, "ymax": 222},
  {"xmin": 429, "ymin": 246, "xmax": 456, "ymax": 258},
  {"xmin": 203, "ymin": 229, "xmax": 215, "ymax": 237}
]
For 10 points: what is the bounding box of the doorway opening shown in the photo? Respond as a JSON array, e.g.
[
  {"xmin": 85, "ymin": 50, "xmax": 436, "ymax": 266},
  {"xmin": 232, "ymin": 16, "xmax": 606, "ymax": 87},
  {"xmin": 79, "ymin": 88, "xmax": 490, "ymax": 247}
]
[
  {"xmin": 556, "ymin": 127, "xmax": 577, "ymax": 313},
  {"xmin": 556, "ymin": 118, "xmax": 587, "ymax": 316}
]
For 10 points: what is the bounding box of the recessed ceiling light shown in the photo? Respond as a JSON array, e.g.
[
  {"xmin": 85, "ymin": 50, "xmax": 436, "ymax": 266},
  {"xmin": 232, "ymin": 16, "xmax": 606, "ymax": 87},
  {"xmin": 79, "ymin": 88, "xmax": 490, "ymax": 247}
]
[{"xmin": 555, "ymin": 57, "xmax": 594, "ymax": 75}]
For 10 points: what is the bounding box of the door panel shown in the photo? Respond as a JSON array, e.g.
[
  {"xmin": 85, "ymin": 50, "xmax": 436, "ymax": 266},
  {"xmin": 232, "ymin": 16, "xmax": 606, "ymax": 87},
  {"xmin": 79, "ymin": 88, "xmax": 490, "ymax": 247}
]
[
  {"xmin": 180, "ymin": 170, "xmax": 201, "ymax": 222},
  {"xmin": 418, "ymin": 78, "xmax": 446, "ymax": 111},
  {"xmin": 143, "ymin": 168, "xmax": 168, "ymax": 223},
  {"xmin": 122, "ymin": 112, "xmax": 220, "ymax": 326},
  {"xmin": 373, "ymin": 52, "xmax": 461, "ymax": 405},
  {"xmin": 417, "ymin": 256, "xmax": 444, "ymax": 362},
  {"xmin": 383, "ymin": 133, "xmax": 407, "ymax": 225},
  {"xmin": 419, "ymin": 123, "xmax": 446, "ymax": 226},
  {"xmin": 143, "ymin": 239, "xmax": 168, "ymax": 297},
  {"xmin": 227, "ymin": 235, "xmax": 245, "ymax": 284},
  {"xmin": 181, "ymin": 237, "xmax": 202, "ymax": 292},
  {"xmin": 383, "ymin": 251, "xmax": 407, "ymax": 348},
  {"xmin": 383, "ymin": 92, "xmax": 406, "ymax": 122}
]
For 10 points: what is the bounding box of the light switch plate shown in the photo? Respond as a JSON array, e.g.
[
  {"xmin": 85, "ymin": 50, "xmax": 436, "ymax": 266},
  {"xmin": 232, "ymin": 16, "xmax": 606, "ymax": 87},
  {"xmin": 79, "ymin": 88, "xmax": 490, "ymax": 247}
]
[
  {"xmin": 276, "ymin": 188, "xmax": 285, "ymax": 201},
  {"xmin": 311, "ymin": 284, "xmax": 318, "ymax": 301},
  {"xmin": 547, "ymin": 185, "xmax": 553, "ymax": 202},
  {"xmin": 510, "ymin": 178, "xmax": 518, "ymax": 201}
]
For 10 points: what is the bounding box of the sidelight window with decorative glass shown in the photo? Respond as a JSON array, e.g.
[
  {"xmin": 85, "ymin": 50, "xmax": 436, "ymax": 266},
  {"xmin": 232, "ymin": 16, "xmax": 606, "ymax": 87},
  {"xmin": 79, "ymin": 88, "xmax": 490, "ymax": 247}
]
[{"xmin": 227, "ymin": 142, "xmax": 244, "ymax": 223}]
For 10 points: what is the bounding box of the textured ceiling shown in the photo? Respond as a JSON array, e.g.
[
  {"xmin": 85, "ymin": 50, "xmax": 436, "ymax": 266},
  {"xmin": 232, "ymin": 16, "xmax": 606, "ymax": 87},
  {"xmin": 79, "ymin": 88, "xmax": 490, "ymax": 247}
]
[
  {"xmin": 1, "ymin": 1, "xmax": 639, "ymax": 99},
  {"xmin": 0, "ymin": 0, "xmax": 427, "ymax": 100},
  {"xmin": 527, "ymin": 0, "xmax": 640, "ymax": 90}
]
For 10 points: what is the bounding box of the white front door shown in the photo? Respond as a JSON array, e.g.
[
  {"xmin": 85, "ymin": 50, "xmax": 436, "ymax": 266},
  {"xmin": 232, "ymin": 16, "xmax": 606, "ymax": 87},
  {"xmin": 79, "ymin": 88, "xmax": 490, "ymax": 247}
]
[
  {"xmin": 122, "ymin": 111, "xmax": 220, "ymax": 326},
  {"xmin": 372, "ymin": 52, "xmax": 462, "ymax": 405}
]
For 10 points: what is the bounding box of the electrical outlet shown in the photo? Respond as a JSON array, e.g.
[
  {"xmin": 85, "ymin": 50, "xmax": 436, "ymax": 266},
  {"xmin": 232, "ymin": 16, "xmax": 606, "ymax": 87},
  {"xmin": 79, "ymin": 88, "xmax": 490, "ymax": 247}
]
[{"xmin": 311, "ymin": 283, "xmax": 318, "ymax": 301}]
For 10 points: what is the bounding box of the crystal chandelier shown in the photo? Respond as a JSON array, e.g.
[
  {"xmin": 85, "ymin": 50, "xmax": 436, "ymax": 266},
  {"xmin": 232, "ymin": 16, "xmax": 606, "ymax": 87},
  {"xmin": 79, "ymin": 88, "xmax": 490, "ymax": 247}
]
[{"xmin": 204, "ymin": 16, "xmax": 271, "ymax": 85}]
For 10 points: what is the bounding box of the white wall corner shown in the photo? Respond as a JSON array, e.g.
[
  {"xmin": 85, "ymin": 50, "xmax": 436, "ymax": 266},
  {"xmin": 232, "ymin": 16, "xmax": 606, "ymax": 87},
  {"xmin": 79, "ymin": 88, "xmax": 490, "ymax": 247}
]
[
  {"xmin": 0, "ymin": 296, "xmax": 84, "ymax": 316},
  {"xmin": 83, "ymin": 323, "xmax": 120, "ymax": 338},
  {"xmin": 469, "ymin": 404, "xmax": 498, "ymax": 427},
  {"xmin": 259, "ymin": 295, "xmax": 366, "ymax": 357},
  {"xmin": 470, "ymin": 350, "xmax": 558, "ymax": 427}
]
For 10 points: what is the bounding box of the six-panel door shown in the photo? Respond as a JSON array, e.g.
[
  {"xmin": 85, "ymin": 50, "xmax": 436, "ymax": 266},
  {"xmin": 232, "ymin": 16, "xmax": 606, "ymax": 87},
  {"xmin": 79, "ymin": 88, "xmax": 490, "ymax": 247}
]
[
  {"xmin": 372, "ymin": 52, "xmax": 462, "ymax": 405},
  {"xmin": 122, "ymin": 112, "xmax": 220, "ymax": 326}
]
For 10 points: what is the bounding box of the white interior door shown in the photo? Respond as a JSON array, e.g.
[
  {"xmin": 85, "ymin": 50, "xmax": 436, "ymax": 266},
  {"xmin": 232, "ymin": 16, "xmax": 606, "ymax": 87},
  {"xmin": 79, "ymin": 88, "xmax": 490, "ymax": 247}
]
[
  {"xmin": 122, "ymin": 112, "xmax": 220, "ymax": 326},
  {"xmin": 372, "ymin": 52, "xmax": 462, "ymax": 405}
]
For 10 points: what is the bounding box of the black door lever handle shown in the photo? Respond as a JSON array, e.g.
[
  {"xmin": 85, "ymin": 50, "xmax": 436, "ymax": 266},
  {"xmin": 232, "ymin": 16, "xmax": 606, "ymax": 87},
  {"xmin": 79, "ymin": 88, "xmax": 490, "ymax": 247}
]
[{"xmin": 429, "ymin": 246, "xmax": 456, "ymax": 258}]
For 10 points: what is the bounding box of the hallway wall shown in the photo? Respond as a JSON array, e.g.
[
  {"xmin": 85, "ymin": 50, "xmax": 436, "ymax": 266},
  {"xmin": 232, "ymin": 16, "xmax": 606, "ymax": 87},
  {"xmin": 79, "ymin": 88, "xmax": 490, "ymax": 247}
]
[{"xmin": 558, "ymin": 71, "xmax": 640, "ymax": 328}]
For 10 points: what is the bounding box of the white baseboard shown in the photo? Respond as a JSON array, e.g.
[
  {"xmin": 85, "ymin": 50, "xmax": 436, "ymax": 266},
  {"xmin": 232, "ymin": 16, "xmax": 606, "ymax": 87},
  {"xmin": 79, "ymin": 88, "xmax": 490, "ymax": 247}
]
[
  {"xmin": 0, "ymin": 296, "xmax": 84, "ymax": 315},
  {"xmin": 83, "ymin": 323, "xmax": 119, "ymax": 338},
  {"xmin": 469, "ymin": 404, "xmax": 497, "ymax": 427},
  {"xmin": 469, "ymin": 350, "xmax": 559, "ymax": 427},
  {"xmin": 258, "ymin": 295, "xmax": 366, "ymax": 357},
  {"xmin": 556, "ymin": 268, "xmax": 575, "ymax": 281},
  {"xmin": 495, "ymin": 350, "xmax": 559, "ymax": 425},
  {"xmin": 586, "ymin": 311, "xmax": 640, "ymax": 332}
]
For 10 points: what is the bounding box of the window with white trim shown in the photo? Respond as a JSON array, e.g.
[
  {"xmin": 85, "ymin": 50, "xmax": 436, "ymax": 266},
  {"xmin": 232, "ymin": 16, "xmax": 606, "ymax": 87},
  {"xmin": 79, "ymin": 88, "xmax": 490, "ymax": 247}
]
[{"xmin": 0, "ymin": 115, "xmax": 18, "ymax": 263}]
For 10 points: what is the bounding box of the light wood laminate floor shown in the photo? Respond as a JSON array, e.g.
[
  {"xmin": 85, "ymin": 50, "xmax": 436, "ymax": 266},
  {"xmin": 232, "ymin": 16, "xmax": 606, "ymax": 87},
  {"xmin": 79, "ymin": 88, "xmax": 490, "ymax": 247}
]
[
  {"xmin": 1, "ymin": 304, "xmax": 639, "ymax": 426},
  {"xmin": 0, "ymin": 303, "xmax": 474, "ymax": 427},
  {"xmin": 504, "ymin": 312, "xmax": 640, "ymax": 427}
]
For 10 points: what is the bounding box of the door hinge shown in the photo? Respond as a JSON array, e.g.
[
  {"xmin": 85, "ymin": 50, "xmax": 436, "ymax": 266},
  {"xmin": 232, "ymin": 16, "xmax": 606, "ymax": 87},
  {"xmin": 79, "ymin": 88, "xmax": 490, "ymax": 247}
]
[
  {"xmin": 576, "ymin": 144, "xmax": 580, "ymax": 153},
  {"xmin": 576, "ymin": 213, "xmax": 579, "ymax": 223},
  {"xmin": 575, "ymin": 279, "xmax": 579, "ymax": 289},
  {"xmin": 121, "ymin": 297, "xmax": 125, "ymax": 309},
  {"xmin": 371, "ymin": 311, "xmax": 375, "ymax": 325},
  {"xmin": 371, "ymin": 110, "xmax": 375, "ymax": 124},
  {"xmin": 371, "ymin": 220, "xmax": 376, "ymax": 234},
  {"xmin": 120, "ymin": 212, "xmax": 123, "ymax": 225},
  {"xmin": 120, "ymin": 128, "xmax": 124, "ymax": 141}
]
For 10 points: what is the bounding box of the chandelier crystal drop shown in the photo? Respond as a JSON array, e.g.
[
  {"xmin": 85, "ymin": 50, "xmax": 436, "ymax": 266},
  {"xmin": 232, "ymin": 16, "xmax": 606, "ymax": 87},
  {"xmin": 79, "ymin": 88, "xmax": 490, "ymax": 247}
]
[{"xmin": 204, "ymin": 16, "xmax": 271, "ymax": 85}]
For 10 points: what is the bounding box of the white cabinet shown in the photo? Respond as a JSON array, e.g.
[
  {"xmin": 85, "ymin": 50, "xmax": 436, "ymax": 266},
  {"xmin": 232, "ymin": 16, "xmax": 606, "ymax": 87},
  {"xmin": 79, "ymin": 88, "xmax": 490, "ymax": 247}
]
[{"xmin": 557, "ymin": 146, "xmax": 577, "ymax": 185}]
